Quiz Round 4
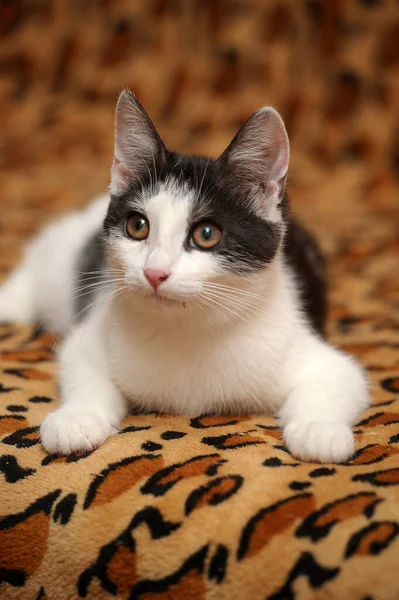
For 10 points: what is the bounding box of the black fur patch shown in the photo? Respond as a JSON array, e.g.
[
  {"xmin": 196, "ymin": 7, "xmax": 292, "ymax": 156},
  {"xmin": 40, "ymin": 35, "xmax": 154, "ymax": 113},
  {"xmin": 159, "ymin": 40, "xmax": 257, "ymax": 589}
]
[{"xmin": 74, "ymin": 230, "xmax": 107, "ymax": 319}]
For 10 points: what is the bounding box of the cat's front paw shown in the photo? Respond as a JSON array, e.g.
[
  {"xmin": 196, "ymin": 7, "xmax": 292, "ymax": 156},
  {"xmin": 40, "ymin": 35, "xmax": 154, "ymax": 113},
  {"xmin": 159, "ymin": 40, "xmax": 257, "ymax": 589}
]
[
  {"xmin": 40, "ymin": 409, "xmax": 117, "ymax": 455},
  {"xmin": 283, "ymin": 420, "xmax": 354, "ymax": 463}
]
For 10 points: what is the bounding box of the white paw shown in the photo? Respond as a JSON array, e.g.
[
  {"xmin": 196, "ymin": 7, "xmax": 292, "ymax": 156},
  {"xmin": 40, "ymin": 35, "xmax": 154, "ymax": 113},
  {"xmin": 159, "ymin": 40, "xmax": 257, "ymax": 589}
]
[
  {"xmin": 40, "ymin": 409, "xmax": 117, "ymax": 455},
  {"xmin": 283, "ymin": 421, "xmax": 354, "ymax": 463}
]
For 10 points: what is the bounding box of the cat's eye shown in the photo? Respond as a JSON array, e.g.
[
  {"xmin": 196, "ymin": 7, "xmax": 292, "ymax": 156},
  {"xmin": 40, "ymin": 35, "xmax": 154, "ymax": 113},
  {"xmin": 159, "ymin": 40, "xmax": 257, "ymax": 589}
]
[
  {"xmin": 190, "ymin": 222, "xmax": 222, "ymax": 250},
  {"xmin": 126, "ymin": 213, "xmax": 149, "ymax": 241}
]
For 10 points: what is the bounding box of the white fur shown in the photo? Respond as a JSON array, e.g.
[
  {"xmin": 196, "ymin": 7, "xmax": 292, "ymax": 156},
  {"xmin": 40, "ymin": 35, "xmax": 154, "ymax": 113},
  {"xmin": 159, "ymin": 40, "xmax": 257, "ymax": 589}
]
[
  {"xmin": 0, "ymin": 195, "xmax": 109, "ymax": 333},
  {"xmin": 0, "ymin": 188, "xmax": 370, "ymax": 461}
]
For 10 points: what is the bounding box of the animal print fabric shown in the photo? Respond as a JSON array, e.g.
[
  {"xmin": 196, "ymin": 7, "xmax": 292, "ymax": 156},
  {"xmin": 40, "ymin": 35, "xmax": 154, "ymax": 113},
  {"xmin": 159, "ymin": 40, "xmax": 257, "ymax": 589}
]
[{"xmin": 0, "ymin": 0, "xmax": 399, "ymax": 598}]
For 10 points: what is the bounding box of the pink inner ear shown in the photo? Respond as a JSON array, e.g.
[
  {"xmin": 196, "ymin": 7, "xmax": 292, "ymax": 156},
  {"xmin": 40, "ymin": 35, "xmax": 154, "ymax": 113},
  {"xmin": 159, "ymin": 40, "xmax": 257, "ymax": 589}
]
[{"xmin": 111, "ymin": 157, "xmax": 130, "ymax": 193}]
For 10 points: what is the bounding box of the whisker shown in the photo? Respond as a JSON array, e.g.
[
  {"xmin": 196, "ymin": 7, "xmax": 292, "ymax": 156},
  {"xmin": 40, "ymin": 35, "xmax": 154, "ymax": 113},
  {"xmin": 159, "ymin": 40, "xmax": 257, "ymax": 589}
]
[
  {"xmin": 72, "ymin": 282, "xmax": 122, "ymax": 302},
  {"xmin": 197, "ymin": 295, "xmax": 235, "ymax": 326},
  {"xmin": 75, "ymin": 274, "xmax": 123, "ymax": 283},
  {"xmin": 199, "ymin": 293, "xmax": 254, "ymax": 328},
  {"xmin": 203, "ymin": 282, "xmax": 266, "ymax": 302},
  {"xmin": 76, "ymin": 269, "xmax": 124, "ymax": 276},
  {"xmin": 201, "ymin": 289, "xmax": 264, "ymax": 312},
  {"xmin": 73, "ymin": 278, "xmax": 125, "ymax": 294},
  {"xmin": 74, "ymin": 289, "xmax": 116, "ymax": 323}
]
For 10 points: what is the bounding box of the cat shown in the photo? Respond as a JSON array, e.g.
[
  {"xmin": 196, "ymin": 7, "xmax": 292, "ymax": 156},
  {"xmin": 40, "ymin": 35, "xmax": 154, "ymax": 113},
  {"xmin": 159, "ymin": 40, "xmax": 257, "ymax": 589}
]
[{"xmin": 0, "ymin": 90, "xmax": 370, "ymax": 461}]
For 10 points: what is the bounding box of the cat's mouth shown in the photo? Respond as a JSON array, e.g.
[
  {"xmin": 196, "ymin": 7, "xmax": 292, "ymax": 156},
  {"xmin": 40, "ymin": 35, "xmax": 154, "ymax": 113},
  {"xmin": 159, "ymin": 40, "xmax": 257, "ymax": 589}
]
[{"xmin": 149, "ymin": 293, "xmax": 186, "ymax": 309}]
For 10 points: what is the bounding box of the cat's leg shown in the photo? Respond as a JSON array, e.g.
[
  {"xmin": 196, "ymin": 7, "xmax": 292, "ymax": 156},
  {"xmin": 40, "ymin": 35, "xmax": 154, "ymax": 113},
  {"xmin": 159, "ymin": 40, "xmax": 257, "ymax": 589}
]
[
  {"xmin": 0, "ymin": 262, "xmax": 36, "ymax": 323},
  {"xmin": 41, "ymin": 305, "xmax": 127, "ymax": 454},
  {"xmin": 279, "ymin": 334, "xmax": 370, "ymax": 463}
]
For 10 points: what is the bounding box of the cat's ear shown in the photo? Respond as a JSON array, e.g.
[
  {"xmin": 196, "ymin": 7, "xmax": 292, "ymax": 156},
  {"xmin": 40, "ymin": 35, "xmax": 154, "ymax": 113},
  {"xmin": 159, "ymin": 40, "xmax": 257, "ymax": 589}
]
[
  {"xmin": 110, "ymin": 90, "xmax": 166, "ymax": 195},
  {"xmin": 219, "ymin": 107, "xmax": 289, "ymax": 207}
]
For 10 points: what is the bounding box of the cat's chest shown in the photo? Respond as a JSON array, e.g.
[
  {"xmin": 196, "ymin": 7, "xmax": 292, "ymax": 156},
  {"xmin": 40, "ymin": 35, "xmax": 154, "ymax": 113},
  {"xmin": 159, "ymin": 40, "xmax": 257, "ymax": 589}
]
[{"xmin": 106, "ymin": 318, "xmax": 287, "ymax": 414}]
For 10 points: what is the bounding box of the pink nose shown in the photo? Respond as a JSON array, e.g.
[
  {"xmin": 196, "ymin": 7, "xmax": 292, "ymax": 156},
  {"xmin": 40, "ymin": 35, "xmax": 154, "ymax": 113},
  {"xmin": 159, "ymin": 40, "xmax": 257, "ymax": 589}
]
[{"xmin": 144, "ymin": 269, "xmax": 170, "ymax": 291}]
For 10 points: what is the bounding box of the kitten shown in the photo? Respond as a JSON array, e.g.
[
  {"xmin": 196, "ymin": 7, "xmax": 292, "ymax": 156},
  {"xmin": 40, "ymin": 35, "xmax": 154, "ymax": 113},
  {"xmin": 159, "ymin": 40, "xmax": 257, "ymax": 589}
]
[{"xmin": 0, "ymin": 91, "xmax": 370, "ymax": 461}]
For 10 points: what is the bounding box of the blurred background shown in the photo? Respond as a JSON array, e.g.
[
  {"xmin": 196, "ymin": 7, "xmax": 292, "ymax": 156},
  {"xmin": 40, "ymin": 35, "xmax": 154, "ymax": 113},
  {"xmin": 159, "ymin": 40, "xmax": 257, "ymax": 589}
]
[{"xmin": 0, "ymin": 0, "xmax": 398, "ymax": 339}]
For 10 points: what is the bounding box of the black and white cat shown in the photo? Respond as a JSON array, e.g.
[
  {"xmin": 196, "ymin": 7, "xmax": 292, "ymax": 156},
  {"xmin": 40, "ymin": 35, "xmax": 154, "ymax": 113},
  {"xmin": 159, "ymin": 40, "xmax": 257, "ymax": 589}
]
[{"xmin": 0, "ymin": 91, "xmax": 370, "ymax": 461}]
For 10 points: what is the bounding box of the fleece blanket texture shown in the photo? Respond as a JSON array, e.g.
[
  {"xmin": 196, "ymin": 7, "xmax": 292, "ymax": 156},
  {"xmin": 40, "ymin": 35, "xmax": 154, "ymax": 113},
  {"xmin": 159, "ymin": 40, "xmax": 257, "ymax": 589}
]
[{"xmin": 0, "ymin": 1, "xmax": 398, "ymax": 598}]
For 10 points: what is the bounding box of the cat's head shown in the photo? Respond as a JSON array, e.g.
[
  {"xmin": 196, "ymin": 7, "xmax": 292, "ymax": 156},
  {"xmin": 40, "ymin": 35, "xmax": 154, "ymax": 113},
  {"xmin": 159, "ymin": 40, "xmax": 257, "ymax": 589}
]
[{"xmin": 104, "ymin": 90, "xmax": 289, "ymax": 324}]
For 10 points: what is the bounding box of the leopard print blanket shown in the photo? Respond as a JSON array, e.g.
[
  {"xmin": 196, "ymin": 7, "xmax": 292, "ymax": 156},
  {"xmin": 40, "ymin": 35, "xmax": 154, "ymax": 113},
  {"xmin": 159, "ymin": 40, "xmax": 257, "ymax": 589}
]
[{"xmin": 1, "ymin": 1, "xmax": 399, "ymax": 598}]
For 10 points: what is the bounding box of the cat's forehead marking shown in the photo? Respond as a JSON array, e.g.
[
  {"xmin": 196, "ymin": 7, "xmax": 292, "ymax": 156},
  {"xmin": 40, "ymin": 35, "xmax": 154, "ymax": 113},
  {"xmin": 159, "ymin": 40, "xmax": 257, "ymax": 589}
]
[
  {"xmin": 145, "ymin": 183, "xmax": 192, "ymax": 218},
  {"xmin": 142, "ymin": 183, "xmax": 194, "ymax": 247}
]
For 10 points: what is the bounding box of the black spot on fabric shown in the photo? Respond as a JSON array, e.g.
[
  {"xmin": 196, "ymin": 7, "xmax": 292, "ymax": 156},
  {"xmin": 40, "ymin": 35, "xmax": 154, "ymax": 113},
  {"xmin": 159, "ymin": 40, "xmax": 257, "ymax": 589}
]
[
  {"xmin": 5, "ymin": 368, "xmax": 37, "ymax": 380},
  {"xmin": 83, "ymin": 454, "xmax": 161, "ymax": 509},
  {"xmin": 371, "ymin": 399, "xmax": 395, "ymax": 408},
  {"xmin": 118, "ymin": 424, "xmax": 152, "ymax": 434},
  {"xmin": 0, "ymin": 567, "xmax": 25, "ymax": 587},
  {"xmin": 256, "ymin": 424, "xmax": 281, "ymax": 432},
  {"xmin": 263, "ymin": 457, "xmax": 300, "ymax": 467},
  {"xmin": 206, "ymin": 459, "xmax": 228, "ymax": 476},
  {"xmin": 352, "ymin": 468, "xmax": 399, "ymax": 487},
  {"xmin": 29, "ymin": 396, "xmax": 53, "ymax": 403},
  {"xmin": 0, "ymin": 490, "xmax": 61, "ymax": 584},
  {"xmin": 53, "ymin": 493, "xmax": 77, "ymax": 525},
  {"xmin": 296, "ymin": 492, "xmax": 381, "ymax": 542},
  {"xmin": 78, "ymin": 507, "xmax": 181, "ymax": 597},
  {"xmin": 161, "ymin": 430, "xmax": 187, "ymax": 440},
  {"xmin": 141, "ymin": 454, "xmax": 224, "ymax": 497},
  {"xmin": 390, "ymin": 433, "xmax": 399, "ymax": 443},
  {"xmin": 36, "ymin": 587, "xmax": 47, "ymax": 600},
  {"xmin": 267, "ymin": 552, "xmax": 340, "ymax": 600},
  {"xmin": 380, "ymin": 377, "xmax": 399, "ymax": 394},
  {"xmin": 357, "ymin": 412, "xmax": 389, "ymax": 427},
  {"xmin": 185, "ymin": 476, "xmax": 243, "ymax": 515},
  {"xmin": 309, "ymin": 467, "xmax": 336, "ymax": 478},
  {"xmin": 202, "ymin": 430, "xmax": 265, "ymax": 450},
  {"xmin": 190, "ymin": 416, "xmax": 243, "ymax": 429},
  {"xmin": 0, "ymin": 414, "xmax": 25, "ymax": 423},
  {"xmin": 0, "ymin": 383, "xmax": 18, "ymax": 393},
  {"xmin": 273, "ymin": 444, "xmax": 291, "ymax": 454},
  {"xmin": 337, "ymin": 315, "xmax": 359, "ymax": 333},
  {"xmin": 129, "ymin": 545, "xmax": 209, "ymax": 599},
  {"xmin": 345, "ymin": 521, "xmax": 399, "ymax": 559},
  {"xmin": 264, "ymin": 457, "xmax": 282, "ymax": 467},
  {"xmin": 6, "ymin": 405, "xmax": 27, "ymax": 412},
  {"xmin": 208, "ymin": 545, "xmax": 228, "ymax": 584},
  {"xmin": 238, "ymin": 494, "xmax": 313, "ymax": 561},
  {"xmin": 141, "ymin": 441, "xmax": 163, "ymax": 452},
  {"xmin": 350, "ymin": 443, "xmax": 396, "ymax": 466},
  {"xmin": 2, "ymin": 426, "xmax": 40, "ymax": 448},
  {"xmin": 289, "ymin": 481, "xmax": 312, "ymax": 491},
  {"xmin": 42, "ymin": 451, "xmax": 93, "ymax": 466},
  {"xmin": 0, "ymin": 455, "xmax": 35, "ymax": 483},
  {"xmin": 0, "ymin": 489, "xmax": 61, "ymax": 531}
]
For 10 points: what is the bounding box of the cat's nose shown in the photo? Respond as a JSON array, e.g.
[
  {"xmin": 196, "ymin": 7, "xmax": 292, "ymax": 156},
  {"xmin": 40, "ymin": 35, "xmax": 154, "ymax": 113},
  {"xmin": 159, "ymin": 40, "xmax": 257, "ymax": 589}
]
[{"xmin": 144, "ymin": 269, "xmax": 170, "ymax": 291}]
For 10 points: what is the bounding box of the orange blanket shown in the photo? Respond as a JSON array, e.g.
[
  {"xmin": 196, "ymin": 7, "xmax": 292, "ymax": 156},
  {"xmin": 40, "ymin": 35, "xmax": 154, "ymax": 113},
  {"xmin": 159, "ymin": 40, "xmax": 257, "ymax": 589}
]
[{"xmin": 1, "ymin": 1, "xmax": 398, "ymax": 598}]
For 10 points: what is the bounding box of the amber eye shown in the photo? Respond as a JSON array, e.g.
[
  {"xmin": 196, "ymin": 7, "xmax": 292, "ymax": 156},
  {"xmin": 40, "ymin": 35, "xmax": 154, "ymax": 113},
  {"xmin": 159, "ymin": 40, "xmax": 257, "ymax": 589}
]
[
  {"xmin": 126, "ymin": 213, "xmax": 149, "ymax": 241},
  {"xmin": 190, "ymin": 222, "xmax": 222, "ymax": 250}
]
